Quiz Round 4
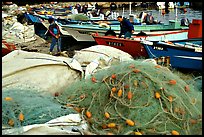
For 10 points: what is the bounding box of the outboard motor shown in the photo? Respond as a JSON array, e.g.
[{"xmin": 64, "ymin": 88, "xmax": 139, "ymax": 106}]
[
  {"xmin": 136, "ymin": 31, "xmax": 147, "ymax": 36},
  {"xmin": 181, "ymin": 18, "xmax": 190, "ymax": 26},
  {"xmin": 105, "ymin": 28, "xmax": 116, "ymax": 36}
]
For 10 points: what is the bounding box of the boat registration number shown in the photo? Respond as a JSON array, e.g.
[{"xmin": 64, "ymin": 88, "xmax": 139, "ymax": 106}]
[
  {"xmin": 107, "ymin": 42, "xmax": 124, "ymax": 46},
  {"xmin": 195, "ymin": 47, "xmax": 202, "ymax": 52},
  {"xmin": 153, "ymin": 46, "xmax": 163, "ymax": 50}
]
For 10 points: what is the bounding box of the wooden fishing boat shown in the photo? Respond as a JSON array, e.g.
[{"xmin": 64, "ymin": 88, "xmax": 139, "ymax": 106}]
[
  {"xmin": 29, "ymin": 12, "xmax": 189, "ymax": 35},
  {"xmin": 36, "ymin": 10, "xmax": 54, "ymax": 15},
  {"xmin": 32, "ymin": 12, "xmax": 119, "ymax": 25},
  {"xmin": 92, "ymin": 29, "xmax": 189, "ymax": 58},
  {"xmin": 92, "ymin": 19, "xmax": 202, "ymax": 58},
  {"xmin": 57, "ymin": 20, "xmax": 189, "ymax": 36},
  {"xmin": 141, "ymin": 39, "xmax": 202, "ymax": 71}
]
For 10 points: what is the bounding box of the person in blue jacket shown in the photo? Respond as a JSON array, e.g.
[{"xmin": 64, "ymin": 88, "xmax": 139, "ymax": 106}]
[
  {"xmin": 117, "ymin": 16, "xmax": 134, "ymax": 39},
  {"xmin": 48, "ymin": 17, "xmax": 61, "ymax": 55}
]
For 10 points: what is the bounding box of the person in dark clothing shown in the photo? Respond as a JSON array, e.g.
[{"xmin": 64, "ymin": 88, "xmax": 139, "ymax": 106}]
[
  {"xmin": 117, "ymin": 16, "xmax": 134, "ymax": 39},
  {"xmin": 48, "ymin": 17, "xmax": 61, "ymax": 55},
  {"xmin": 144, "ymin": 12, "xmax": 155, "ymax": 25},
  {"xmin": 82, "ymin": 4, "xmax": 88, "ymax": 15},
  {"xmin": 95, "ymin": 3, "xmax": 99, "ymax": 10},
  {"xmin": 165, "ymin": 2, "xmax": 170, "ymax": 14}
]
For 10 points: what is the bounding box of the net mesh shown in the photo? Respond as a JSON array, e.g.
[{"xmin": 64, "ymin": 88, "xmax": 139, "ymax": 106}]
[
  {"xmin": 2, "ymin": 88, "xmax": 77, "ymax": 129},
  {"xmin": 56, "ymin": 60, "xmax": 202, "ymax": 135}
]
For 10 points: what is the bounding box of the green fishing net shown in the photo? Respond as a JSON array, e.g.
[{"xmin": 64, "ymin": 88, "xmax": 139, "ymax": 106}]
[
  {"xmin": 56, "ymin": 60, "xmax": 202, "ymax": 135},
  {"xmin": 2, "ymin": 88, "xmax": 77, "ymax": 129}
]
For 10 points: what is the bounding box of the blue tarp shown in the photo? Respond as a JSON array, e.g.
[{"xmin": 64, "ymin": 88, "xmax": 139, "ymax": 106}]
[{"xmin": 24, "ymin": 13, "xmax": 42, "ymax": 23}]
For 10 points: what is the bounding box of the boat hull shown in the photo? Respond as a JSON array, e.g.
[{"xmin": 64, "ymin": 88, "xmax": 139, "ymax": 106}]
[
  {"xmin": 2, "ymin": 41, "xmax": 16, "ymax": 57},
  {"xmin": 94, "ymin": 36, "xmax": 148, "ymax": 58},
  {"xmin": 58, "ymin": 20, "xmax": 188, "ymax": 35},
  {"xmin": 142, "ymin": 40, "xmax": 202, "ymax": 71},
  {"xmin": 93, "ymin": 29, "xmax": 189, "ymax": 58}
]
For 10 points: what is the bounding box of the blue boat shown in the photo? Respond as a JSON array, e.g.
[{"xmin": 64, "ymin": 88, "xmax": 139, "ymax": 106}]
[{"xmin": 141, "ymin": 39, "xmax": 202, "ymax": 71}]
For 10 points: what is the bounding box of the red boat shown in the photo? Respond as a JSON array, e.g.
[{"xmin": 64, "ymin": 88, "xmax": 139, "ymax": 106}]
[
  {"xmin": 93, "ymin": 29, "xmax": 189, "ymax": 58},
  {"xmin": 93, "ymin": 35, "xmax": 148, "ymax": 58},
  {"xmin": 93, "ymin": 18, "xmax": 202, "ymax": 58},
  {"xmin": 2, "ymin": 40, "xmax": 16, "ymax": 57}
]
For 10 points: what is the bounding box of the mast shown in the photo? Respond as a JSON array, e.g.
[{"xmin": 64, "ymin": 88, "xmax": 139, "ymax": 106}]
[
  {"xmin": 175, "ymin": 3, "xmax": 177, "ymax": 21},
  {"xmin": 129, "ymin": 2, "xmax": 131, "ymax": 15},
  {"xmin": 122, "ymin": 5, "xmax": 124, "ymax": 17}
]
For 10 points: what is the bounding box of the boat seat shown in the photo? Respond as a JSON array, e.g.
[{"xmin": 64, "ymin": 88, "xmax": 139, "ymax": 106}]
[
  {"xmin": 193, "ymin": 44, "xmax": 201, "ymax": 47},
  {"xmin": 174, "ymin": 43, "xmax": 184, "ymax": 47},
  {"xmin": 184, "ymin": 45, "xmax": 196, "ymax": 49},
  {"xmin": 185, "ymin": 42, "xmax": 201, "ymax": 47},
  {"xmin": 185, "ymin": 42, "xmax": 194, "ymax": 45}
]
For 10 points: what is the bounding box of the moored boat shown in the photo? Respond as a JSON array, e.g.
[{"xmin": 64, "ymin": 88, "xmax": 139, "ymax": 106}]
[
  {"xmin": 28, "ymin": 12, "xmax": 190, "ymax": 37},
  {"xmin": 92, "ymin": 29, "xmax": 189, "ymax": 58},
  {"xmin": 141, "ymin": 39, "xmax": 202, "ymax": 71},
  {"xmin": 57, "ymin": 20, "xmax": 189, "ymax": 36}
]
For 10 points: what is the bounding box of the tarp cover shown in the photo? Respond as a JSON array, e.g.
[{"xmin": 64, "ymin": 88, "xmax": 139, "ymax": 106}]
[
  {"xmin": 2, "ymin": 22, "xmax": 36, "ymax": 44},
  {"xmin": 2, "ymin": 50, "xmax": 83, "ymax": 95},
  {"xmin": 73, "ymin": 45, "xmax": 134, "ymax": 78}
]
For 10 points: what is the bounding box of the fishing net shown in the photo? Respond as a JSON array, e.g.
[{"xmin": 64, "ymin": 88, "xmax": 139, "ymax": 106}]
[
  {"xmin": 171, "ymin": 69, "xmax": 202, "ymax": 93},
  {"xmin": 56, "ymin": 60, "xmax": 202, "ymax": 135},
  {"xmin": 2, "ymin": 88, "xmax": 77, "ymax": 130}
]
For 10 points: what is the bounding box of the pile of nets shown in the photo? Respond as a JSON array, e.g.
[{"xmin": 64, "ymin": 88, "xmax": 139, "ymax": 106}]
[
  {"xmin": 56, "ymin": 60, "xmax": 202, "ymax": 135},
  {"xmin": 171, "ymin": 69, "xmax": 202, "ymax": 93},
  {"xmin": 2, "ymin": 88, "xmax": 76, "ymax": 129}
]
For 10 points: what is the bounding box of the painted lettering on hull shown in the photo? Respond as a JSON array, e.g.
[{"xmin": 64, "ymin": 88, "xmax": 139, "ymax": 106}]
[
  {"xmin": 153, "ymin": 46, "xmax": 164, "ymax": 50},
  {"xmin": 106, "ymin": 41, "xmax": 124, "ymax": 46}
]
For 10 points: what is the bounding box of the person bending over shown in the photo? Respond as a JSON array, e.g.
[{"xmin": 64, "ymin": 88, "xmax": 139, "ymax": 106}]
[
  {"xmin": 117, "ymin": 16, "xmax": 134, "ymax": 39},
  {"xmin": 48, "ymin": 17, "xmax": 61, "ymax": 55}
]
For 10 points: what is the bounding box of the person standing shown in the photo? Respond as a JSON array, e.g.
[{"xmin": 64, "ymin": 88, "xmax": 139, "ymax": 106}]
[
  {"xmin": 82, "ymin": 4, "xmax": 88, "ymax": 15},
  {"xmin": 48, "ymin": 17, "xmax": 61, "ymax": 55},
  {"xmin": 117, "ymin": 16, "xmax": 134, "ymax": 39},
  {"xmin": 95, "ymin": 3, "xmax": 99, "ymax": 11}
]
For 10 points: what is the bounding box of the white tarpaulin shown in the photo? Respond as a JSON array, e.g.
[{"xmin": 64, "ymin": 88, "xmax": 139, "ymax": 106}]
[
  {"xmin": 2, "ymin": 50, "xmax": 83, "ymax": 95},
  {"xmin": 73, "ymin": 45, "xmax": 134, "ymax": 78},
  {"xmin": 2, "ymin": 22, "xmax": 36, "ymax": 44}
]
